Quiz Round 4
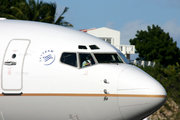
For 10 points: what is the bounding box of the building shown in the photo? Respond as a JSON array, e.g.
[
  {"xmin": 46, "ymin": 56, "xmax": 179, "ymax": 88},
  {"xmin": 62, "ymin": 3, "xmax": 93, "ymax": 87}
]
[{"xmin": 80, "ymin": 27, "xmax": 135, "ymax": 60}]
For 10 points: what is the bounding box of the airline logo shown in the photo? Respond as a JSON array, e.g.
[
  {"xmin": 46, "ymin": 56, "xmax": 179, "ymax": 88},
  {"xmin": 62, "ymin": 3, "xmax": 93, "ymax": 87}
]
[
  {"xmin": 43, "ymin": 54, "xmax": 53, "ymax": 62},
  {"xmin": 39, "ymin": 50, "xmax": 56, "ymax": 66}
]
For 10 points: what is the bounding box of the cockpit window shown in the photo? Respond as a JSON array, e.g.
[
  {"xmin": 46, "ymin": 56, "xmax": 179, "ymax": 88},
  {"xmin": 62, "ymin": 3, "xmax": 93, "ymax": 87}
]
[
  {"xmin": 78, "ymin": 45, "xmax": 87, "ymax": 49},
  {"xmin": 118, "ymin": 52, "xmax": 130, "ymax": 64},
  {"xmin": 60, "ymin": 53, "xmax": 77, "ymax": 67},
  {"xmin": 79, "ymin": 53, "xmax": 95, "ymax": 68},
  {"xmin": 94, "ymin": 53, "xmax": 123, "ymax": 63},
  {"xmin": 89, "ymin": 45, "xmax": 100, "ymax": 50}
]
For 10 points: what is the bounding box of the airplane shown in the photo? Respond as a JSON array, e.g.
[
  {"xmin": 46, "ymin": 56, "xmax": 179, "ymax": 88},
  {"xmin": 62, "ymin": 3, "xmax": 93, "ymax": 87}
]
[{"xmin": 0, "ymin": 19, "xmax": 166, "ymax": 120}]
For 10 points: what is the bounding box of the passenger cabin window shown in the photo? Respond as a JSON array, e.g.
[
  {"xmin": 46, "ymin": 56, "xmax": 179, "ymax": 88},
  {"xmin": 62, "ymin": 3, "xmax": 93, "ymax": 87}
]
[
  {"xmin": 60, "ymin": 53, "xmax": 77, "ymax": 67},
  {"xmin": 94, "ymin": 53, "xmax": 123, "ymax": 63},
  {"xmin": 79, "ymin": 53, "xmax": 95, "ymax": 68}
]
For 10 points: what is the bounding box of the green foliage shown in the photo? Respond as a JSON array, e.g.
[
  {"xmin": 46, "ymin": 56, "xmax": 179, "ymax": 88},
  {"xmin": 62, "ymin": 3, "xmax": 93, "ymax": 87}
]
[
  {"xmin": 0, "ymin": 0, "xmax": 73, "ymax": 27},
  {"xmin": 175, "ymin": 111, "xmax": 180, "ymax": 120},
  {"xmin": 164, "ymin": 102, "xmax": 171, "ymax": 110},
  {"xmin": 130, "ymin": 25, "xmax": 180, "ymax": 66},
  {"xmin": 0, "ymin": 0, "xmax": 26, "ymax": 16},
  {"xmin": 139, "ymin": 64, "xmax": 180, "ymax": 104}
]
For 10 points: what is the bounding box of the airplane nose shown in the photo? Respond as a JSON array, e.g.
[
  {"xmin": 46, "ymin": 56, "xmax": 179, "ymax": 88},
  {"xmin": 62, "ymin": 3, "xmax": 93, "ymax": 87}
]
[{"xmin": 117, "ymin": 65, "xmax": 166, "ymax": 120}]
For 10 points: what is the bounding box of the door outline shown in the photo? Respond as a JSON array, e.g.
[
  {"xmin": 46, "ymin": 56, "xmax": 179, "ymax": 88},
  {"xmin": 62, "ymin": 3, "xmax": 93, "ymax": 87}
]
[{"xmin": 1, "ymin": 39, "xmax": 31, "ymax": 91}]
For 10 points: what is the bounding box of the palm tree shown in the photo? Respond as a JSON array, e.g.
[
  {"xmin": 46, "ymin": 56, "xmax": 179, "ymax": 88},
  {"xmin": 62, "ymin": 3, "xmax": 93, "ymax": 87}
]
[
  {"xmin": 0, "ymin": 0, "xmax": 25, "ymax": 16},
  {"xmin": 54, "ymin": 7, "xmax": 73, "ymax": 27},
  {"xmin": 0, "ymin": 0, "xmax": 73, "ymax": 27}
]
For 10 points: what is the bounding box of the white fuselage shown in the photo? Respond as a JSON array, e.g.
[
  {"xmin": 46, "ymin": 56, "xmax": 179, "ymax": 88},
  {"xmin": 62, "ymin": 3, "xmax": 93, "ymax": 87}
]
[{"xmin": 0, "ymin": 19, "xmax": 166, "ymax": 120}]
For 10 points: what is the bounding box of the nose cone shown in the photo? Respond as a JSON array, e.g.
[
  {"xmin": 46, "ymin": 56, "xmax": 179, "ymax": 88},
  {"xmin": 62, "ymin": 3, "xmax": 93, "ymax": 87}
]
[{"xmin": 118, "ymin": 65, "xmax": 166, "ymax": 120}]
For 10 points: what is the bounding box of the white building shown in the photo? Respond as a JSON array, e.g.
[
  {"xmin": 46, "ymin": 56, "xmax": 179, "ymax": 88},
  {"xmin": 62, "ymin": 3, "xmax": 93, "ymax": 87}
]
[{"xmin": 80, "ymin": 27, "xmax": 135, "ymax": 60}]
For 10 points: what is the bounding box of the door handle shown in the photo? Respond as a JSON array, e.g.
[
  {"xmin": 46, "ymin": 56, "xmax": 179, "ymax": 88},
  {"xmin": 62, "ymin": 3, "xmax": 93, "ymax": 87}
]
[{"xmin": 4, "ymin": 61, "xmax": 16, "ymax": 66}]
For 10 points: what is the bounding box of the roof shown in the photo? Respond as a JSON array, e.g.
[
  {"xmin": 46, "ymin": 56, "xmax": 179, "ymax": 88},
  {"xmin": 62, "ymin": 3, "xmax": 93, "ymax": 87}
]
[{"xmin": 79, "ymin": 28, "xmax": 96, "ymax": 32}]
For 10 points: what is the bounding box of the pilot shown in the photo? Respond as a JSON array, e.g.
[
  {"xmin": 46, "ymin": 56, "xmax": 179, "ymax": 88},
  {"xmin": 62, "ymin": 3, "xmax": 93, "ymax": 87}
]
[{"xmin": 82, "ymin": 56, "xmax": 92, "ymax": 67}]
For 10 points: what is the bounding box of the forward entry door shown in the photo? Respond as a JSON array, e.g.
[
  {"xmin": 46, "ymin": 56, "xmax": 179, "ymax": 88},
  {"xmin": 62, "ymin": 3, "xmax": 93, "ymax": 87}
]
[{"xmin": 2, "ymin": 39, "xmax": 30, "ymax": 90}]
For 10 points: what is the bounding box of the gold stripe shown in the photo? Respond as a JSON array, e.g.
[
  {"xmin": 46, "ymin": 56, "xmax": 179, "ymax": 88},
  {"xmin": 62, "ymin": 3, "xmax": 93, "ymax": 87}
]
[
  {"xmin": 117, "ymin": 94, "xmax": 166, "ymax": 98},
  {"xmin": 0, "ymin": 93, "xmax": 166, "ymax": 98},
  {"xmin": 22, "ymin": 93, "xmax": 107, "ymax": 97}
]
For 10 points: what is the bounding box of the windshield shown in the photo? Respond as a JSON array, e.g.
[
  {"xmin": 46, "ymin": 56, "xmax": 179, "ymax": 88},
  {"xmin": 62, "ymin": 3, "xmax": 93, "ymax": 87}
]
[
  {"xmin": 94, "ymin": 53, "xmax": 124, "ymax": 63},
  {"xmin": 79, "ymin": 53, "xmax": 95, "ymax": 68},
  {"xmin": 118, "ymin": 52, "xmax": 130, "ymax": 64}
]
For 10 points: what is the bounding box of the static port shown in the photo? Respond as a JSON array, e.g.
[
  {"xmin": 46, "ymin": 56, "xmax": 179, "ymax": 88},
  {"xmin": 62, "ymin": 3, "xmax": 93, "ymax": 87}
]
[{"xmin": 12, "ymin": 54, "xmax": 16, "ymax": 59}]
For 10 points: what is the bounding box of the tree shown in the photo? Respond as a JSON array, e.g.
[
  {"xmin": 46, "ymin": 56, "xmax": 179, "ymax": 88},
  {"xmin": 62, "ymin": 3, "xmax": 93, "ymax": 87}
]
[
  {"xmin": 129, "ymin": 25, "xmax": 180, "ymax": 66},
  {"xmin": 0, "ymin": 0, "xmax": 73, "ymax": 27},
  {"xmin": 0, "ymin": 0, "xmax": 26, "ymax": 16}
]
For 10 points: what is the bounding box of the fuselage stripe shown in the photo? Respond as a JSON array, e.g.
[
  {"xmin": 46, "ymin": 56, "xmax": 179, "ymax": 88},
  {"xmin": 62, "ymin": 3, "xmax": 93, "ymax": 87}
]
[{"xmin": 0, "ymin": 93, "xmax": 166, "ymax": 98}]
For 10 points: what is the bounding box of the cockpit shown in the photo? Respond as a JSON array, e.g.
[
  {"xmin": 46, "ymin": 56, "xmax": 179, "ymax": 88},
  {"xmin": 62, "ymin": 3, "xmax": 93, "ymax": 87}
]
[{"xmin": 60, "ymin": 52, "xmax": 130, "ymax": 68}]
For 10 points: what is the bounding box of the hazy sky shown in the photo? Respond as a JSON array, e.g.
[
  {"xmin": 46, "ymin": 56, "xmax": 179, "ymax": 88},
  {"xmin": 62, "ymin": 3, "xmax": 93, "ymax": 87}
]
[{"xmin": 43, "ymin": 0, "xmax": 180, "ymax": 59}]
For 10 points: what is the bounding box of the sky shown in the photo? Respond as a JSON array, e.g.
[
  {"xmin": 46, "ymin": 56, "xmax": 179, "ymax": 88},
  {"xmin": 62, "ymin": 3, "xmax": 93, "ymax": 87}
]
[{"xmin": 43, "ymin": 0, "xmax": 180, "ymax": 59}]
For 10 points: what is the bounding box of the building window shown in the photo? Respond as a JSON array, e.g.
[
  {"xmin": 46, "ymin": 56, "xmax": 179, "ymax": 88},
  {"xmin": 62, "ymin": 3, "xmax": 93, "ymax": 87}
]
[
  {"xmin": 106, "ymin": 38, "xmax": 111, "ymax": 44},
  {"xmin": 120, "ymin": 46, "xmax": 123, "ymax": 51},
  {"xmin": 99, "ymin": 37, "xmax": 112, "ymax": 44}
]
